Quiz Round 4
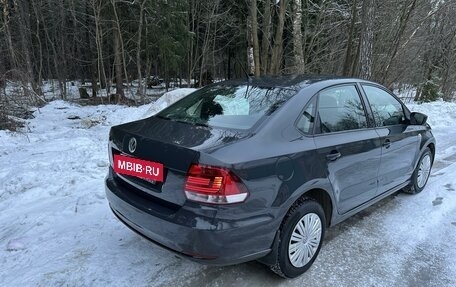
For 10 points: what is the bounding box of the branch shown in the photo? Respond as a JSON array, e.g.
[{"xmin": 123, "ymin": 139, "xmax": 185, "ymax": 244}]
[
  {"xmin": 5, "ymin": 79, "xmax": 46, "ymax": 104},
  {"xmin": 400, "ymin": 1, "xmax": 455, "ymax": 50}
]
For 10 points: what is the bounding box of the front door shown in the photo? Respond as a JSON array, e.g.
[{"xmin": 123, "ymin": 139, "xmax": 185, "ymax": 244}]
[
  {"xmin": 313, "ymin": 84, "xmax": 382, "ymax": 214},
  {"xmin": 361, "ymin": 85, "xmax": 421, "ymax": 194}
]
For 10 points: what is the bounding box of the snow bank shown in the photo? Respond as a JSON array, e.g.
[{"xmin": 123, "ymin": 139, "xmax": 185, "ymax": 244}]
[
  {"xmin": 142, "ymin": 88, "xmax": 196, "ymax": 117},
  {"xmin": 407, "ymin": 100, "xmax": 456, "ymax": 162},
  {"xmin": 0, "ymin": 100, "xmax": 204, "ymax": 286},
  {"xmin": 406, "ymin": 99, "xmax": 456, "ymax": 130}
]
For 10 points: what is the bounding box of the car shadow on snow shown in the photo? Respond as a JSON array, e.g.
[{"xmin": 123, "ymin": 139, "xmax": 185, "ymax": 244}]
[
  {"xmin": 179, "ymin": 261, "xmax": 282, "ymax": 287},
  {"xmin": 324, "ymin": 194, "xmax": 399, "ymax": 244},
  {"xmin": 160, "ymin": 194, "xmax": 402, "ymax": 287}
]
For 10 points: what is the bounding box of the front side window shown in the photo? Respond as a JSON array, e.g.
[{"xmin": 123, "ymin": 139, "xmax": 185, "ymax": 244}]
[
  {"xmin": 317, "ymin": 85, "xmax": 368, "ymax": 133},
  {"xmin": 157, "ymin": 85, "xmax": 297, "ymax": 130},
  {"xmin": 362, "ymin": 85, "xmax": 405, "ymax": 127}
]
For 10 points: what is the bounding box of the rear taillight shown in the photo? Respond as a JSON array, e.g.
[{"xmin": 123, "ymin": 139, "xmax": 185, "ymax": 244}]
[{"xmin": 184, "ymin": 164, "xmax": 248, "ymax": 204}]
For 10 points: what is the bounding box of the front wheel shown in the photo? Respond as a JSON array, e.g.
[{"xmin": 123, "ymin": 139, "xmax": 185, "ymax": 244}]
[
  {"xmin": 270, "ymin": 199, "xmax": 326, "ymax": 278},
  {"xmin": 403, "ymin": 148, "xmax": 433, "ymax": 194}
]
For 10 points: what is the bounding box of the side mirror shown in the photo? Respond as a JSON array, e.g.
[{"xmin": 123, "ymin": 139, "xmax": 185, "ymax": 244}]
[{"xmin": 410, "ymin": 112, "xmax": 428, "ymax": 125}]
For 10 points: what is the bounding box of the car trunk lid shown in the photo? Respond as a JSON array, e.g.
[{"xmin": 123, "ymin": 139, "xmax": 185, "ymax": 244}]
[{"xmin": 109, "ymin": 116, "xmax": 248, "ymax": 206}]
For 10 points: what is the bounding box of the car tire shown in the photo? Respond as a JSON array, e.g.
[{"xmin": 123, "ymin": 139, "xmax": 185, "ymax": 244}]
[
  {"xmin": 403, "ymin": 148, "xmax": 433, "ymax": 194},
  {"xmin": 270, "ymin": 198, "xmax": 326, "ymax": 278}
]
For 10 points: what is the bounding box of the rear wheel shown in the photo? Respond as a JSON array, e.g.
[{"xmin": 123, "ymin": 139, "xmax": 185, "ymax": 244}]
[
  {"xmin": 270, "ymin": 199, "xmax": 325, "ymax": 278},
  {"xmin": 403, "ymin": 148, "xmax": 433, "ymax": 194}
]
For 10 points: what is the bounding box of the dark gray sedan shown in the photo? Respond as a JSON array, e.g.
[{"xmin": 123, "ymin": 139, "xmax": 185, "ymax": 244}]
[{"xmin": 105, "ymin": 75, "xmax": 435, "ymax": 278}]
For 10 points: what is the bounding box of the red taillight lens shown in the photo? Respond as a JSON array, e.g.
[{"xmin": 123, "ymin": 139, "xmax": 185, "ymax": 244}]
[{"xmin": 184, "ymin": 164, "xmax": 249, "ymax": 204}]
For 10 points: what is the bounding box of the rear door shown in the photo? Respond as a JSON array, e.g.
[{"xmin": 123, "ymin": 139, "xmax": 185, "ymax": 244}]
[
  {"xmin": 313, "ymin": 84, "xmax": 382, "ymax": 214},
  {"xmin": 360, "ymin": 84, "xmax": 421, "ymax": 195}
]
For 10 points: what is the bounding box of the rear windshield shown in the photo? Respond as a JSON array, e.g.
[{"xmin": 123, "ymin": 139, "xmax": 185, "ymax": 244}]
[{"xmin": 157, "ymin": 85, "xmax": 297, "ymax": 130}]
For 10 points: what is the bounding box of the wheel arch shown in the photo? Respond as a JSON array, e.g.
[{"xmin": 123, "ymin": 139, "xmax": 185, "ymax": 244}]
[
  {"xmin": 427, "ymin": 142, "xmax": 435, "ymax": 163},
  {"xmin": 266, "ymin": 188, "xmax": 331, "ymax": 277},
  {"xmin": 280, "ymin": 187, "xmax": 334, "ymax": 228},
  {"xmin": 298, "ymin": 188, "xmax": 333, "ymax": 227},
  {"xmin": 260, "ymin": 182, "xmax": 336, "ymax": 267}
]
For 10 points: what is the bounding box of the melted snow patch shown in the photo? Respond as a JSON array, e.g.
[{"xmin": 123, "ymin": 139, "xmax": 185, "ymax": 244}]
[{"xmin": 6, "ymin": 239, "xmax": 26, "ymax": 251}]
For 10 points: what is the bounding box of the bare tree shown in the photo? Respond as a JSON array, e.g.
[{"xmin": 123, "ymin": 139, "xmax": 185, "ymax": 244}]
[{"xmin": 380, "ymin": 0, "xmax": 417, "ymax": 84}]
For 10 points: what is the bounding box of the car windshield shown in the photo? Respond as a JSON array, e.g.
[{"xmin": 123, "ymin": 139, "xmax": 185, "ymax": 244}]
[{"xmin": 157, "ymin": 84, "xmax": 297, "ymax": 130}]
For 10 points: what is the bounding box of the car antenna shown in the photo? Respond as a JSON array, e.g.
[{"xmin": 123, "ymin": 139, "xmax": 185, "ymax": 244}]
[
  {"xmin": 233, "ymin": 55, "xmax": 253, "ymax": 82},
  {"xmin": 233, "ymin": 54, "xmax": 270, "ymax": 88}
]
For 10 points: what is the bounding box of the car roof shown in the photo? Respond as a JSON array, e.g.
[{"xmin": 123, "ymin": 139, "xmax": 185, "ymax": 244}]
[{"xmin": 217, "ymin": 74, "xmax": 373, "ymax": 90}]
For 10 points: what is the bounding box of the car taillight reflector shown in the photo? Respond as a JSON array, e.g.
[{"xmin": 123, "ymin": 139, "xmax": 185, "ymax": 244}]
[{"xmin": 184, "ymin": 164, "xmax": 248, "ymax": 204}]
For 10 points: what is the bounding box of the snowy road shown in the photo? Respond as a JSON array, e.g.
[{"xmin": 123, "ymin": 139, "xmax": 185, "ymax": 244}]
[{"xmin": 0, "ymin": 100, "xmax": 455, "ymax": 287}]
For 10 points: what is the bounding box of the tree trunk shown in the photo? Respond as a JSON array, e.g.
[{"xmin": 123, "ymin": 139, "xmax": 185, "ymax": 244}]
[
  {"xmin": 189, "ymin": 0, "xmax": 200, "ymax": 87},
  {"xmin": 246, "ymin": 17, "xmax": 254, "ymax": 75},
  {"xmin": 145, "ymin": 14, "xmax": 152, "ymax": 90},
  {"xmin": 261, "ymin": 0, "xmax": 272, "ymax": 75},
  {"xmin": 270, "ymin": 0, "xmax": 289, "ymax": 75},
  {"xmin": 342, "ymin": 0, "xmax": 357, "ymax": 76},
  {"xmin": 358, "ymin": 0, "xmax": 374, "ymax": 79},
  {"xmin": 136, "ymin": 0, "xmax": 146, "ymax": 100},
  {"xmin": 114, "ymin": 26, "xmax": 124, "ymax": 98},
  {"xmin": 249, "ymin": 0, "xmax": 261, "ymax": 76},
  {"xmin": 111, "ymin": 0, "xmax": 129, "ymax": 97},
  {"xmin": 292, "ymin": 0, "xmax": 304, "ymax": 73},
  {"xmin": 57, "ymin": 0, "xmax": 67, "ymax": 99},
  {"xmin": 187, "ymin": 0, "xmax": 194, "ymax": 87},
  {"xmin": 40, "ymin": 3, "xmax": 63, "ymax": 98},
  {"xmin": 31, "ymin": 0, "xmax": 43, "ymax": 87},
  {"xmin": 84, "ymin": 1, "xmax": 97, "ymax": 97},
  {"xmin": 2, "ymin": 0, "xmax": 17, "ymax": 70},
  {"xmin": 93, "ymin": 1, "xmax": 107, "ymax": 93},
  {"xmin": 16, "ymin": 0, "xmax": 39, "ymax": 95},
  {"xmin": 198, "ymin": 1, "xmax": 219, "ymax": 86}
]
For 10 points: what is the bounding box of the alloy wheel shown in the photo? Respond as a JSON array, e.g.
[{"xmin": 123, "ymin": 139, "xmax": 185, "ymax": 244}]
[{"xmin": 417, "ymin": 154, "xmax": 431, "ymax": 189}]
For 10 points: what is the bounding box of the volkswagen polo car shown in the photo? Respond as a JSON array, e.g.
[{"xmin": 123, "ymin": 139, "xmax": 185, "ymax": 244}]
[{"xmin": 105, "ymin": 75, "xmax": 435, "ymax": 278}]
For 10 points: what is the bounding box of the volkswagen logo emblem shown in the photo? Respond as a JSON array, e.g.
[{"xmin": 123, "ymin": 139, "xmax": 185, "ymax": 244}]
[{"xmin": 128, "ymin": 137, "xmax": 137, "ymax": 153}]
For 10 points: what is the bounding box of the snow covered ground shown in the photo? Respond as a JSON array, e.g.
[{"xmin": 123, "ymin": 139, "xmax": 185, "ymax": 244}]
[{"xmin": 0, "ymin": 94, "xmax": 455, "ymax": 287}]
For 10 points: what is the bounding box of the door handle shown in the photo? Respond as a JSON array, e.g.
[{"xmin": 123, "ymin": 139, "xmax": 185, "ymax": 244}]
[
  {"xmin": 326, "ymin": 151, "xmax": 341, "ymax": 161},
  {"xmin": 383, "ymin": 139, "xmax": 391, "ymax": 149}
]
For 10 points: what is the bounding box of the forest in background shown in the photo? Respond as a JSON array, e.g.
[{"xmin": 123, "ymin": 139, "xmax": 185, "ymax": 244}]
[{"xmin": 0, "ymin": 0, "xmax": 456, "ymax": 106}]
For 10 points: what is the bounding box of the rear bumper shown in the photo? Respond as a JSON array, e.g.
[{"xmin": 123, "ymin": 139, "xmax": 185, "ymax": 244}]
[{"xmin": 105, "ymin": 171, "xmax": 277, "ymax": 266}]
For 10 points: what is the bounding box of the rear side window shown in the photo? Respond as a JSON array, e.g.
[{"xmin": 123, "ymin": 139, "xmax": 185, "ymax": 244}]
[
  {"xmin": 157, "ymin": 85, "xmax": 297, "ymax": 130},
  {"xmin": 296, "ymin": 98, "xmax": 316, "ymax": 134},
  {"xmin": 362, "ymin": 85, "xmax": 405, "ymax": 126},
  {"xmin": 317, "ymin": 85, "xmax": 368, "ymax": 133}
]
